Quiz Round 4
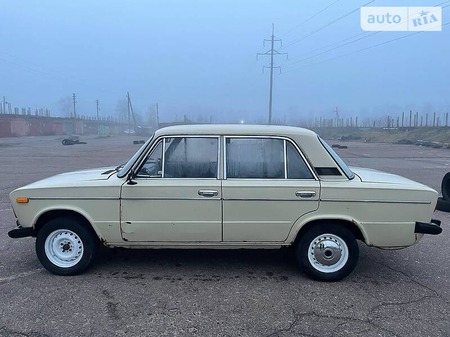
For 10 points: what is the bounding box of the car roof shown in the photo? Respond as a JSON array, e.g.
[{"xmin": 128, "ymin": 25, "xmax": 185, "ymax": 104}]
[{"xmin": 154, "ymin": 124, "xmax": 317, "ymax": 138}]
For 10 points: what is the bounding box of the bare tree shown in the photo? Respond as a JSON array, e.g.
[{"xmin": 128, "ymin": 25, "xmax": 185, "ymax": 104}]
[
  {"xmin": 58, "ymin": 96, "xmax": 72, "ymax": 117},
  {"xmin": 115, "ymin": 99, "xmax": 128, "ymax": 122}
]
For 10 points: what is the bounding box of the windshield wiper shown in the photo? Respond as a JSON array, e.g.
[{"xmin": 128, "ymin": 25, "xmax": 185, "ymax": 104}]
[{"xmin": 102, "ymin": 165, "xmax": 124, "ymax": 175}]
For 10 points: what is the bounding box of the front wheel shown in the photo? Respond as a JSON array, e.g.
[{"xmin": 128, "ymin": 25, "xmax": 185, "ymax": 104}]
[
  {"xmin": 295, "ymin": 224, "xmax": 359, "ymax": 282},
  {"xmin": 36, "ymin": 217, "xmax": 98, "ymax": 275}
]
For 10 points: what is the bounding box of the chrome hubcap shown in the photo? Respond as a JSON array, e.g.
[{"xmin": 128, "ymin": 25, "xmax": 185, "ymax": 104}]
[{"xmin": 308, "ymin": 233, "xmax": 349, "ymax": 273}]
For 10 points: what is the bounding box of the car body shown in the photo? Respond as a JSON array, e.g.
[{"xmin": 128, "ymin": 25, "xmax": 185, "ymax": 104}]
[{"xmin": 8, "ymin": 124, "xmax": 443, "ymax": 281}]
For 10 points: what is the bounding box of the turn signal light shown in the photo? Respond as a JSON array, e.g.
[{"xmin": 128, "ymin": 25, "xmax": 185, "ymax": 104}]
[{"xmin": 16, "ymin": 197, "xmax": 29, "ymax": 204}]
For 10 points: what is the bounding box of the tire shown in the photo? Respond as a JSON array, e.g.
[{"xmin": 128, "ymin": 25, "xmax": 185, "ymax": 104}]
[
  {"xmin": 295, "ymin": 224, "xmax": 359, "ymax": 282},
  {"xmin": 442, "ymin": 172, "xmax": 450, "ymax": 201},
  {"xmin": 62, "ymin": 139, "xmax": 74, "ymax": 145},
  {"xmin": 36, "ymin": 217, "xmax": 98, "ymax": 275},
  {"xmin": 437, "ymin": 197, "xmax": 450, "ymax": 213}
]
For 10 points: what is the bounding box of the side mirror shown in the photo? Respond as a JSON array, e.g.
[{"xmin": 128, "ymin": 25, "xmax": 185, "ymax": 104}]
[{"xmin": 127, "ymin": 169, "xmax": 137, "ymax": 185}]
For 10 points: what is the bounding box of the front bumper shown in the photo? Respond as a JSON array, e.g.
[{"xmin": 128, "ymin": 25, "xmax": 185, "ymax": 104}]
[
  {"xmin": 415, "ymin": 219, "xmax": 442, "ymax": 235},
  {"xmin": 8, "ymin": 227, "xmax": 35, "ymax": 239}
]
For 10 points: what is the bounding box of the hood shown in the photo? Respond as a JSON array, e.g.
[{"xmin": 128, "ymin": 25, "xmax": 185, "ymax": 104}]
[{"xmin": 17, "ymin": 167, "xmax": 118, "ymax": 189}]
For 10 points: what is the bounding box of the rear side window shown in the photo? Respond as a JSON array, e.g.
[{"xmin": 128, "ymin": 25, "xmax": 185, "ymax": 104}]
[
  {"xmin": 226, "ymin": 138, "xmax": 284, "ymax": 179},
  {"xmin": 226, "ymin": 137, "xmax": 313, "ymax": 179}
]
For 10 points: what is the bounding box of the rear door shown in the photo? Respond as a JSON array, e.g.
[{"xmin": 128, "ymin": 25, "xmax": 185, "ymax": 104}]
[{"xmin": 222, "ymin": 137, "xmax": 320, "ymax": 242}]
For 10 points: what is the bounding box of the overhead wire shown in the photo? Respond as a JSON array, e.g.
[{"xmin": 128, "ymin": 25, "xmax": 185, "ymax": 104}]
[
  {"xmin": 281, "ymin": 0, "xmax": 376, "ymax": 50},
  {"xmin": 280, "ymin": 0, "xmax": 341, "ymax": 37},
  {"xmin": 289, "ymin": 21, "xmax": 450, "ymax": 70},
  {"xmin": 284, "ymin": 1, "xmax": 449, "ymax": 69},
  {"xmin": 286, "ymin": 32, "xmax": 380, "ymax": 66}
]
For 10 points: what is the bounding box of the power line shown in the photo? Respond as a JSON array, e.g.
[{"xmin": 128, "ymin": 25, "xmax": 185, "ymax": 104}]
[
  {"xmin": 257, "ymin": 24, "xmax": 288, "ymax": 124},
  {"xmin": 282, "ymin": 0, "xmax": 376, "ymax": 49},
  {"xmin": 280, "ymin": 0, "xmax": 341, "ymax": 37},
  {"xmin": 286, "ymin": 32, "xmax": 379, "ymax": 67},
  {"xmin": 291, "ymin": 31, "xmax": 369, "ymax": 58},
  {"xmin": 435, "ymin": 0, "xmax": 450, "ymax": 6},
  {"xmin": 285, "ymin": 1, "xmax": 449, "ymax": 68},
  {"xmin": 290, "ymin": 21, "xmax": 450, "ymax": 69},
  {"xmin": 281, "ymin": 0, "xmax": 376, "ymax": 50}
]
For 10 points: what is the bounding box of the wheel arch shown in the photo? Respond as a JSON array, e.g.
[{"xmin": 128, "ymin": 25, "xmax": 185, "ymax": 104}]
[
  {"xmin": 291, "ymin": 218, "xmax": 367, "ymax": 246},
  {"xmin": 34, "ymin": 209, "xmax": 99, "ymax": 241}
]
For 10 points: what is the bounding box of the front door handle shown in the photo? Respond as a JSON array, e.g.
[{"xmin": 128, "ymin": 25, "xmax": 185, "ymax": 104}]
[
  {"xmin": 198, "ymin": 190, "xmax": 219, "ymax": 197},
  {"xmin": 296, "ymin": 191, "xmax": 316, "ymax": 198}
]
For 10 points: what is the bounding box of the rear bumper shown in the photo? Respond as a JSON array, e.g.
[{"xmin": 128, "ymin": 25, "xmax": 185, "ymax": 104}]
[
  {"xmin": 8, "ymin": 227, "xmax": 35, "ymax": 239},
  {"xmin": 415, "ymin": 219, "xmax": 442, "ymax": 235}
]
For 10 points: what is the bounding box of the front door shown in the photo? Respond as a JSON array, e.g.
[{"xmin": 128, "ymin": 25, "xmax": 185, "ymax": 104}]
[{"xmin": 120, "ymin": 136, "xmax": 222, "ymax": 242}]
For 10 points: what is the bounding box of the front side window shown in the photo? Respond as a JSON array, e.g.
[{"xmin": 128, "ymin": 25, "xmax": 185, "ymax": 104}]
[
  {"xmin": 164, "ymin": 137, "xmax": 218, "ymax": 178},
  {"xmin": 138, "ymin": 137, "xmax": 218, "ymax": 178},
  {"xmin": 226, "ymin": 137, "xmax": 314, "ymax": 180}
]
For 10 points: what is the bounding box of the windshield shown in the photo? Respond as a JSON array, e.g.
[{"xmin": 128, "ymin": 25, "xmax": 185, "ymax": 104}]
[
  {"xmin": 318, "ymin": 137, "xmax": 354, "ymax": 179},
  {"xmin": 117, "ymin": 135, "xmax": 154, "ymax": 178}
]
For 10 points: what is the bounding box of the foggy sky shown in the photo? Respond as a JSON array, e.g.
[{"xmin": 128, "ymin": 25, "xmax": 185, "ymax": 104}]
[{"xmin": 1, "ymin": 0, "xmax": 449, "ymax": 124}]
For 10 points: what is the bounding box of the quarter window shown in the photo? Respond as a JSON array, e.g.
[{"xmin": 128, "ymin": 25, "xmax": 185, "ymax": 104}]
[
  {"xmin": 287, "ymin": 142, "xmax": 314, "ymax": 179},
  {"xmin": 137, "ymin": 141, "xmax": 163, "ymax": 178}
]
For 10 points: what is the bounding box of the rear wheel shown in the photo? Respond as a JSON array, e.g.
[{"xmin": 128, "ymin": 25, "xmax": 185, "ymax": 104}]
[
  {"xmin": 36, "ymin": 217, "xmax": 97, "ymax": 275},
  {"xmin": 437, "ymin": 196, "xmax": 450, "ymax": 213},
  {"xmin": 442, "ymin": 172, "xmax": 450, "ymax": 200},
  {"xmin": 295, "ymin": 224, "xmax": 359, "ymax": 282}
]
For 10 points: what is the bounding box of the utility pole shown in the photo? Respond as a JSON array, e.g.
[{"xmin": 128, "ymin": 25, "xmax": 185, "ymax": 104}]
[
  {"xmin": 72, "ymin": 93, "xmax": 77, "ymax": 118},
  {"xmin": 257, "ymin": 24, "xmax": 287, "ymax": 124},
  {"xmin": 127, "ymin": 92, "xmax": 131, "ymax": 131},
  {"xmin": 96, "ymin": 99, "xmax": 100, "ymax": 135},
  {"xmin": 126, "ymin": 92, "xmax": 137, "ymax": 132},
  {"xmin": 334, "ymin": 107, "xmax": 339, "ymax": 127}
]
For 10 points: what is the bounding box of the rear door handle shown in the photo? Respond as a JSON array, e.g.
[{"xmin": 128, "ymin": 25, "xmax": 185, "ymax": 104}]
[
  {"xmin": 198, "ymin": 190, "xmax": 219, "ymax": 197},
  {"xmin": 296, "ymin": 191, "xmax": 316, "ymax": 198}
]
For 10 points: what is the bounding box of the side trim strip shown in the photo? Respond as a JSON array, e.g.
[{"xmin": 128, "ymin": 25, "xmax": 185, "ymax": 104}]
[
  {"xmin": 122, "ymin": 197, "xmax": 220, "ymax": 201},
  {"xmin": 223, "ymin": 198, "xmax": 317, "ymax": 202},
  {"xmin": 30, "ymin": 197, "xmax": 119, "ymax": 201},
  {"xmin": 321, "ymin": 199, "xmax": 431, "ymax": 205},
  {"xmin": 30, "ymin": 197, "xmax": 429, "ymax": 204}
]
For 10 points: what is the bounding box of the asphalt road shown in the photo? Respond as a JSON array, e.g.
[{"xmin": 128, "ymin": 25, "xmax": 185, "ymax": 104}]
[{"xmin": 0, "ymin": 135, "xmax": 449, "ymax": 337}]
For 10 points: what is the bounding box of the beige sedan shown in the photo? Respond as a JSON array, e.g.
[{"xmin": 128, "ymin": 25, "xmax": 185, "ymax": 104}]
[{"xmin": 8, "ymin": 125, "xmax": 442, "ymax": 281}]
